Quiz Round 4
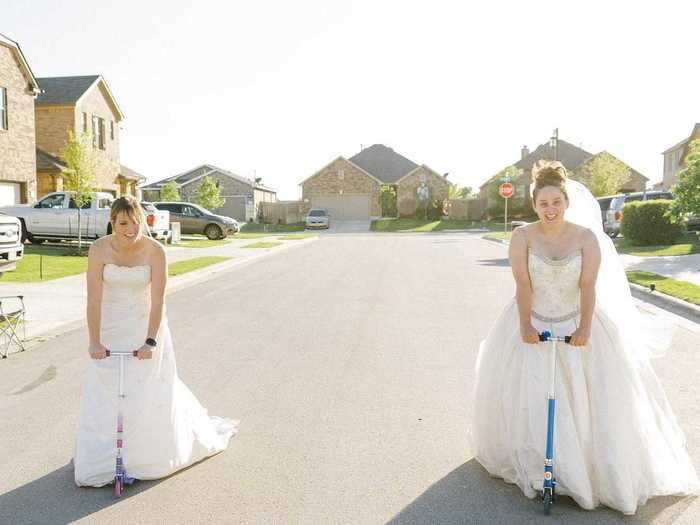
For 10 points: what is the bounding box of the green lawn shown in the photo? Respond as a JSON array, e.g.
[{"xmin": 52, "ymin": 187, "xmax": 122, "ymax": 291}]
[
  {"xmin": 168, "ymin": 256, "xmax": 231, "ymax": 277},
  {"xmin": 277, "ymin": 234, "xmax": 317, "ymax": 240},
  {"xmin": 370, "ymin": 219, "xmax": 506, "ymax": 232},
  {"xmin": 1, "ymin": 245, "xmax": 88, "ymax": 282},
  {"xmin": 233, "ymin": 233, "xmax": 275, "ymax": 239},
  {"xmin": 240, "ymin": 223, "xmax": 305, "ymax": 233},
  {"xmin": 615, "ymin": 233, "xmax": 700, "ymax": 257},
  {"xmin": 626, "ymin": 271, "xmax": 700, "ymax": 306},
  {"xmin": 177, "ymin": 239, "xmax": 231, "ymax": 248},
  {"xmin": 243, "ymin": 241, "xmax": 283, "ymax": 249}
]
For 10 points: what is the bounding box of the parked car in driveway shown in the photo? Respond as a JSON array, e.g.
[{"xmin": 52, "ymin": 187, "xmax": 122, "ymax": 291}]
[
  {"xmin": 596, "ymin": 194, "xmax": 621, "ymax": 227},
  {"xmin": 0, "ymin": 213, "xmax": 23, "ymax": 274},
  {"xmin": 305, "ymin": 208, "xmax": 330, "ymax": 229},
  {"xmin": 604, "ymin": 191, "xmax": 673, "ymax": 237},
  {"xmin": 153, "ymin": 202, "xmax": 239, "ymax": 239},
  {"xmin": 140, "ymin": 202, "xmax": 170, "ymax": 241}
]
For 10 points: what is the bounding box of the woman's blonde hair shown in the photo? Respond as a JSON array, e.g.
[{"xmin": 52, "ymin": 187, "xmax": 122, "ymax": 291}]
[
  {"xmin": 110, "ymin": 196, "xmax": 147, "ymax": 237},
  {"xmin": 531, "ymin": 160, "xmax": 569, "ymax": 202}
]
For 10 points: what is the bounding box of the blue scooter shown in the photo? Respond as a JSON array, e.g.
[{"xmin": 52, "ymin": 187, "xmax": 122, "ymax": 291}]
[{"xmin": 538, "ymin": 331, "xmax": 571, "ymax": 515}]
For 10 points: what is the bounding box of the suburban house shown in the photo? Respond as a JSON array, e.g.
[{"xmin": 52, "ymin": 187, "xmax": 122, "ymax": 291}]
[
  {"xmin": 479, "ymin": 138, "xmax": 648, "ymax": 215},
  {"xmin": 661, "ymin": 123, "xmax": 700, "ymax": 190},
  {"xmin": 34, "ymin": 75, "xmax": 140, "ymax": 198},
  {"xmin": 140, "ymin": 164, "xmax": 277, "ymax": 222},
  {"xmin": 0, "ymin": 33, "xmax": 41, "ymax": 205},
  {"xmin": 300, "ymin": 144, "xmax": 450, "ymax": 220}
]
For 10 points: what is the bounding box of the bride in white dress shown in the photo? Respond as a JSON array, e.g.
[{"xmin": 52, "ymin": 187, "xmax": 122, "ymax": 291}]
[
  {"xmin": 74, "ymin": 196, "xmax": 237, "ymax": 487},
  {"xmin": 472, "ymin": 161, "xmax": 699, "ymax": 514}
]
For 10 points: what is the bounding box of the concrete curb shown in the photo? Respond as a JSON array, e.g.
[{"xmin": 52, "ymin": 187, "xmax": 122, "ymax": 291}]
[{"xmin": 481, "ymin": 235, "xmax": 700, "ymax": 324}]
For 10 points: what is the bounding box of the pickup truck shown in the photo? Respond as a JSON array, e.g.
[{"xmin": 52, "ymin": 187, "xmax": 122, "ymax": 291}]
[
  {"xmin": 0, "ymin": 214, "xmax": 24, "ymax": 273},
  {"xmin": 0, "ymin": 191, "xmax": 114, "ymax": 243},
  {"xmin": 141, "ymin": 202, "xmax": 171, "ymax": 241}
]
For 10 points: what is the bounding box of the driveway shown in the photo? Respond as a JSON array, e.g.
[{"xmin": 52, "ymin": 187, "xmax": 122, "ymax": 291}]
[{"xmin": 318, "ymin": 220, "xmax": 371, "ymax": 234}]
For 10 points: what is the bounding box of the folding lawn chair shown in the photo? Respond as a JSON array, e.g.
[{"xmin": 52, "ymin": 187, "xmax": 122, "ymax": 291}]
[{"xmin": 0, "ymin": 295, "xmax": 26, "ymax": 358}]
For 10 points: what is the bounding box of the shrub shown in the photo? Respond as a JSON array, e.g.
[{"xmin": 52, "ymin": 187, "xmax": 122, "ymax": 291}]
[
  {"xmin": 380, "ymin": 186, "xmax": 397, "ymax": 217},
  {"xmin": 427, "ymin": 198, "xmax": 446, "ymax": 220},
  {"xmin": 620, "ymin": 200, "xmax": 685, "ymax": 245}
]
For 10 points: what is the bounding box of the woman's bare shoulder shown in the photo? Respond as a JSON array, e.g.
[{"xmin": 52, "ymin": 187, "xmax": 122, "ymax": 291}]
[
  {"xmin": 89, "ymin": 236, "xmax": 110, "ymax": 259},
  {"xmin": 143, "ymin": 237, "xmax": 166, "ymax": 261}
]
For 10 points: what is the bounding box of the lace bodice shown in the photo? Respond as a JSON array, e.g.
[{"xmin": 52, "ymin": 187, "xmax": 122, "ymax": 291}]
[{"xmin": 528, "ymin": 249, "xmax": 582, "ymax": 322}]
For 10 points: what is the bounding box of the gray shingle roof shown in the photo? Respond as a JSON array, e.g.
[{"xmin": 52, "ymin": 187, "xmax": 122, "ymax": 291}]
[
  {"xmin": 142, "ymin": 164, "xmax": 276, "ymax": 193},
  {"xmin": 120, "ymin": 165, "xmax": 145, "ymax": 181},
  {"xmin": 35, "ymin": 76, "xmax": 100, "ymax": 105},
  {"xmin": 514, "ymin": 139, "xmax": 594, "ymax": 172},
  {"xmin": 349, "ymin": 144, "xmax": 419, "ymax": 183},
  {"xmin": 36, "ymin": 148, "xmax": 67, "ymax": 171}
]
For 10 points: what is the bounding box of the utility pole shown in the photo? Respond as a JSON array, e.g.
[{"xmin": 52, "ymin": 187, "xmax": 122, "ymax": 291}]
[{"xmin": 550, "ymin": 128, "xmax": 559, "ymax": 161}]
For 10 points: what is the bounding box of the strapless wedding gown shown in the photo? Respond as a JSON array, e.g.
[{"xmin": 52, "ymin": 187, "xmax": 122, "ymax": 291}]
[
  {"xmin": 74, "ymin": 264, "xmax": 237, "ymax": 487},
  {"xmin": 472, "ymin": 249, "xmax": 699, "ymax": 514}
]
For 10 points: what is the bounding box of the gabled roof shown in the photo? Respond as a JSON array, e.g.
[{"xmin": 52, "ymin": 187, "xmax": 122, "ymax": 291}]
[
  {"xmin": 661, "ymin": 123, "xmax": 700, "ymax": 155},
  {"xmin": 395, "ymin": 164, "xmax": 448, "ymax": 184},
  {"xmin": 142, "ymin": 164, "xmax": 275, "ymax": 193},
  {"xmin": 120, "ymin": 165, "xmax": 146, "ymax": 182},
  {"xmin": 577, "ymin": 151, "xmax": 648, "ymax": 181},
  {"xmin": 349, "ymin": 144, "xmax": 419, "ymax": 183},
  {"xmin": 36, "ymin": 148, "xmax": 68, "ymax": 172},
  {"xmin": 298, "ymin": 156, "xmax": 384, "ymax": 186},
  {"xmin": 35, "ymin": 75, "xmax": 125, "ymax": 121},
  {"xmin": 0, "ymin": 33, "xmax": 40, "ymax": 93}
]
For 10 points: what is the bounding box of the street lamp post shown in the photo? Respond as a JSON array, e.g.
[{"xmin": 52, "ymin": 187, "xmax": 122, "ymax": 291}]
[{"xmin": 550, "ymin": 128, "xmax": 559, "ymax": 161}]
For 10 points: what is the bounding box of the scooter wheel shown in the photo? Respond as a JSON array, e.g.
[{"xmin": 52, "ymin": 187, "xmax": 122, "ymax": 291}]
[
  {"xmin": 543, "ymin": 491, "xmax": 552, "ymax": 515},
  {"xmin": 114, "ymin": 478, "xmax": 122, "ymax": 498}
]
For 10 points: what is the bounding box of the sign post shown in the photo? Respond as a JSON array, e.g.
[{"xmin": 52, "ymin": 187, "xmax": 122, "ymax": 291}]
[{"xmin": 499, "ymin": 182, "xmax": 514, "ymax": 234}]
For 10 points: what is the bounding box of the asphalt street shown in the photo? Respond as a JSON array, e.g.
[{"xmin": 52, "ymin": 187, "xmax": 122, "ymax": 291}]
[{"xmin": 1, "ymin": 232, "xmax": 698, "ymax": 524}]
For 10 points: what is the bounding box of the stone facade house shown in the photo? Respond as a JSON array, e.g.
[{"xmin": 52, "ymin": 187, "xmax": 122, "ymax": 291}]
[
  {"xmin": 661, "ymin": 123, "xmax": 700, "ymax": 190},
  {"xmin": 0, "ymin": 33, "xmax": 41, "ymax": 205},
  {"xmin": 300, "ymin": 144, "xmax": 449, "ymax": 219},
  {"xmin": 34, "ymin": 75, "xmax": 139, "ymax": 198},
  {"xmin": 141, "ymin": 164, "xmax": 277, "ymax": 222},
  {"xmin": 479, "ymin": 138, "xmax": 648, "ymax": 218}
]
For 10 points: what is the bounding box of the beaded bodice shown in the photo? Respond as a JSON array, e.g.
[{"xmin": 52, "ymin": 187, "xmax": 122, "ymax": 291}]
[{"xmin": 528, "ymin": 249, "xmax": 582, "ymax": 322}]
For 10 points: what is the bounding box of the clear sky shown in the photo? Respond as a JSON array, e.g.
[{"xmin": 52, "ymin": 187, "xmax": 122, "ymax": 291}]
[{"xmin": 3, "ymin": 0, "xmax": 698, "ymax": 198}]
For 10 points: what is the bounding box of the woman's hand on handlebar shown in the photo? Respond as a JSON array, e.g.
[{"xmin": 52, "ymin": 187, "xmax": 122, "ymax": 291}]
[
  {"xmin": 88, "ymin": 342, "xmax": 108, "ymax": 360},
  {"xmin": 520, "ymin": 323, "xmax": 540, "ymax": 344},
  {"xmin": 134, "ymin": 344, "xmax": 153, "ymax": 360}
]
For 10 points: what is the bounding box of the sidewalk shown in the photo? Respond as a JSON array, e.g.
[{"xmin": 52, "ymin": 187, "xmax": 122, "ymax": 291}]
[{"xmin": 0, "ymin": 235, "xmax": 318, "ymax": 346}]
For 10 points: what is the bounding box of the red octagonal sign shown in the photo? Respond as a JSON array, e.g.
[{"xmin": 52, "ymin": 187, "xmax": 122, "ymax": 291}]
[{"xmin": 499, "ymin": 182, "xmax": 514, "ymax": 198}]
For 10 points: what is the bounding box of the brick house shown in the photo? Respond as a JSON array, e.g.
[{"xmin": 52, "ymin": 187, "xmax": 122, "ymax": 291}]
[
  {"xmin": 479, "ymin": 138, "xmax": 648, "ymax": 217},
  {"xmin": 661, "ymin": 123, "xmax": 700, "ymax": 190},
  {"xmin": 300, "ymin": 144, "xmax": 449, "ymax": 219},
  {"xmin": 141, "ymin": 164, "xmax": 277, "ymax": 222},
  {"xmin": 34, "ymin": 75, "xmax": 139, "ymax": 198},
  {"xmin": 0, "ymin": 33, "xmax": 41, "ymax": 205}
]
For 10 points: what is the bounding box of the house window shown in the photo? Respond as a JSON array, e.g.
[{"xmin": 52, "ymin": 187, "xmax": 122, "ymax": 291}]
[
  {"xmin": 82, "ymin": 112, "xmax": 88, "ymax": 133},
  {"xmin": 110, "ymin": 121, "xmax": 114, "ymax": 140},
  {"xmin": 92, "ymin": 116, "xmax": 105, "ymax": 149},
  {"xmin": 338, "ymin": 169, "xmax": 345, "ymax": 180},
  {"xmin": 0, "ymin": 87, "xmax": 7, "ymax": 130}
]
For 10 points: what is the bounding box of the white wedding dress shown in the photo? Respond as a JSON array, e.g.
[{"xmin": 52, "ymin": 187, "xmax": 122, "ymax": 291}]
[
  {"xmin": 74, "ymin": 264, "xmax": 237, "ymax": 487},
  {"xmin": 472, "ymin": 248, "xmax": 699, "ymax": 514}
]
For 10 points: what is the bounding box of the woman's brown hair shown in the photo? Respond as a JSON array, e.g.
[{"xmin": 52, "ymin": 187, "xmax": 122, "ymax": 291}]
[
  {"xmin": 531, "ymin": 160, "xmax": 569, "ymax": 202},
  {"xmin": 110, "ymin": 196, "xmax": 147, "ymax": 235}
]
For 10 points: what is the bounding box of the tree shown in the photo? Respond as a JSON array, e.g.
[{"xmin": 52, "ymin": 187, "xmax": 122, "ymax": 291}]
[
  {"xmin": 160, "ymin": 181, "xmax": 181, "ymax": 201},
  {"xmin": 449, "ymin": 184, "xmax": 473, "ymax": 199},
  {"xmin": 193, "ymin": 176, "xmax": 225, "ymax": 211},
  {"xmin": 671, "ymin": 139, "xmax": 700, "ymax": 218},
  {"xmin": 380, "ymin": 185, "xmax": 397, "ymax": 217},
  {"xmin": 574, "ymin": 152, "xmax": 631, "ymax": 197},
  {"xmin": 60, "ymin": 131, "xmax": 98, "ymax": 254}
]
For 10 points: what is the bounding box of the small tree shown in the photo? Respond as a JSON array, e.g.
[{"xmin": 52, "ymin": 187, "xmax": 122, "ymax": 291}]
[
  {"xmin": 60, "ymin": 131, "xmax": 98, "ymax": 254},
  {"xmin": 380, "ymin": 185, "xmax": 397, "ymax": 217},
  {"xmin": 575, "ymin": 152, "xmax": 631, "ymax": 197},
  {"xmin": 449, "ymin": 184, "xmax": 473, "ymax": 199},
  {"xmin": 671, "ymin": 138, "xmax": 700, "ymax": 219},
  {"xmin": 193, "ymin": 176, "xmax": 225, "ymax": 211},
  {"xmin": 160, "ymin": 181, "xmax": 181, "ymax": 201}
]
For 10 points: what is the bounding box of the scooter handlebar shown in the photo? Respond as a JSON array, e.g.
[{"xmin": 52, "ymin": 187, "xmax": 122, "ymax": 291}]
[
  {"xmin": 105, "ymin": 350, "xmax": 139, "ymax": 357},
  {"xmin": 538, "ymin": 331, "xmax": 572, "ymax": 344}
]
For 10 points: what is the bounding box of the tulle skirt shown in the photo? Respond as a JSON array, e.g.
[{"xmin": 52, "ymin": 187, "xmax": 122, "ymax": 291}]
[{"xmin": 472, "ymin": 299, "xmax": 699, "ymax": 515}]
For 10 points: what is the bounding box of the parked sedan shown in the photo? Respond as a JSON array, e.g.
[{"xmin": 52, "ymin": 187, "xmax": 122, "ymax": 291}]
[
  {"xmin": 153, "ymin": 202, "xmax": 239, "ymax": 239},
  {"xmin": 305, "ymin": 208, "xmax": 330, "ymax": 229}
]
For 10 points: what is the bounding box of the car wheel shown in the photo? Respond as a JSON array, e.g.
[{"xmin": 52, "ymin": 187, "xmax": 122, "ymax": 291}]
[
  {"xmin": 205, "ymin": 224, "xmax": 222, "ymax": 240},
  {"xmin": 19, "ymin": 220, "xmax": 29, "ymax": 243},
  {"xmin": 30, "ymin": 237, "xmax": 46, "ymax": 245},
  {"xmin": 608, "ymin": 231, "xmax": 618, "ymax": 239}
]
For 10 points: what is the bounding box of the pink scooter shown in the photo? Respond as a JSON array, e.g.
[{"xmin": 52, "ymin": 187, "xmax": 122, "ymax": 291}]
[{"xmin": 105, "ymin": 349, "xmax": 138, "ymax": 497}]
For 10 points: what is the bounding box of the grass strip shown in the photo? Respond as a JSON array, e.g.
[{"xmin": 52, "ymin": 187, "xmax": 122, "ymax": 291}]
[
  {"xmin": 626, "ymin": 271, "xmax": 700, "ymax": 306},
  {"xmin": 168, "ymin": 256, "xmax": 231, "ymax": 277},
  {"xmin": 243, "ymin": 241, "xmax": 283, "ymax": 249}
]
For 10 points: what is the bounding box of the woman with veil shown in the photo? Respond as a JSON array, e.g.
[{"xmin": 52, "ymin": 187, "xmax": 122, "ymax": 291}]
[{"xmin": 472, "ymin": 160, "xmax": 699, "ymax": 514}]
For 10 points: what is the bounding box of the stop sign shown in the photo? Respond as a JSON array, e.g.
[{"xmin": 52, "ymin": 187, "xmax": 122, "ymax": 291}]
[{"xmin": 499, "ymin": 182, "xmax": 514, "ymax": 198}]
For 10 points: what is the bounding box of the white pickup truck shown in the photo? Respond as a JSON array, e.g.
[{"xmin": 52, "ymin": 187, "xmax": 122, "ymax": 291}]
[
  {"xmin": 0, "ymin": 191, "xmax": 114, "ymax": 244},
  {"xmin": 0, "ymin": 214, "xmax": 24, "ymax": 273}
]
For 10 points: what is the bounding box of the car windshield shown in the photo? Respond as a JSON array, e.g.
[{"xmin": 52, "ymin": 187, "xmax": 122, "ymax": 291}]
[{"xmin": 308, "ymin": 210, "xmax": 327, "ymax": 217}]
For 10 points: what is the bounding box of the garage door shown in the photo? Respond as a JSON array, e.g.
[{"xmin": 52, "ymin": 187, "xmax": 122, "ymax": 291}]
[
  {"xmin": 311, "ymin": 194, "xmax": 371, "ymax": 220},
  {"xmin": 0, "ymin": 183, "xmax": 21, "ymax": 206}
]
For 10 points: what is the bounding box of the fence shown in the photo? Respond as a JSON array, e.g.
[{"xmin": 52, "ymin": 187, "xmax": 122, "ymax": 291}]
[{"xmin": 259, "ymin": 201, "xmax": 306, "ymax": 224}]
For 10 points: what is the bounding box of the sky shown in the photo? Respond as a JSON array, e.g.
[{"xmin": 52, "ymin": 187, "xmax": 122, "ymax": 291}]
[{"xmin": 2, "ymin": 0, "xmax": 699, "ymax": 199}]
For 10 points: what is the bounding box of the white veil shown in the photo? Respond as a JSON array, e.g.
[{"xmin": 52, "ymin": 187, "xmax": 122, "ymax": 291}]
[{"xmin": 537, "ymin": 179, "xmax": 673, "ymax": 361}]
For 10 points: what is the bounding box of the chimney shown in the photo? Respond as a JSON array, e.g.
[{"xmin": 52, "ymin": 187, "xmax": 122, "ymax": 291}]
[{"xmin": 521, "ymin": 145, "xmax": 530, "ymax": 159}]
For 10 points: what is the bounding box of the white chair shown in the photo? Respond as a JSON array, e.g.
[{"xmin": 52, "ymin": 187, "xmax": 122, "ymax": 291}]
[{"xmin": 0, "ymin": 295, "xmax": 26, "ymax": 358}]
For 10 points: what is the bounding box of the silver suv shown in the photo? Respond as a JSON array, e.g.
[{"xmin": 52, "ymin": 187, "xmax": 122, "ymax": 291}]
[{"xmin": 604, "ymin": 191, "xmax": 672, "ymax": 238}]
